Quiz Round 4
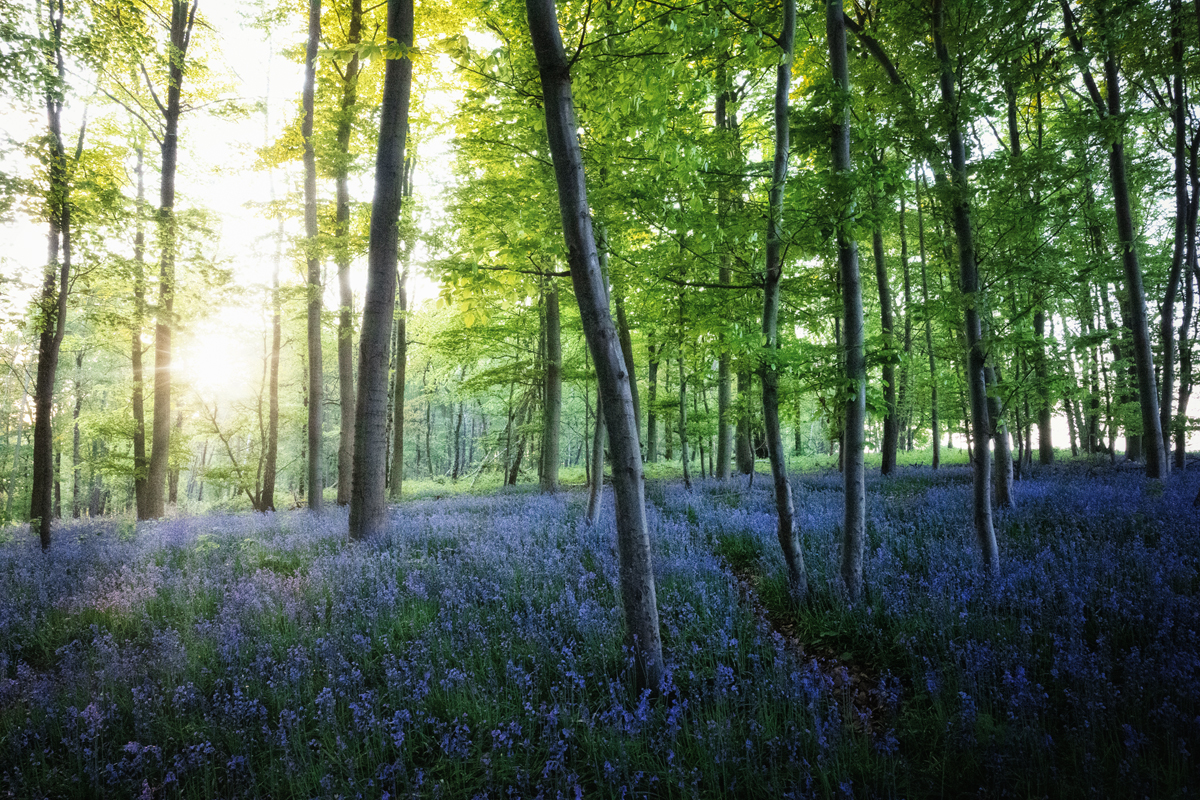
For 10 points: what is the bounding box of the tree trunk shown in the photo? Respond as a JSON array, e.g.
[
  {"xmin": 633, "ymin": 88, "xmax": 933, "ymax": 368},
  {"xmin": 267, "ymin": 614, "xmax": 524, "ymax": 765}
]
[
  {"xmin": 828, "ymin": 0, "xmax": 865, "ymax": 599},
  {"xmin": 261, "ymin": 212, "xmax": 283, "ymax": 512},
  {"xmin": 1159, "ymin": 0, "xmax": 1187, "ymax": 472},
  {"xmin": 540, "ymin": 279, "xmax": 561, "ymax": 493},
  {"xmin": 873, "ymin": 219, "xmax": 898, "ymax": 475},
  {"xmin": 1061, "ymin": 0, "xmax": 1165, "ymax": 478},
  {"xmin": 527, "ymin": 0, "xmax": 664, "ymax": 693},
  {"xmin": 348, "ymin": 0, "xmax": 413, "ymax": 539},
  {"xmin": 762, "ymin": 0, "xmax": 806, "ymax": 605},
  {"xmin": 715, "ymin": 87, "xmax": 736, "ymax": 479},
  {"xmin": 302, "ymin": 0, "xmax": 325, "ymax": 511},
  {"xmin": 147, "ymin": 0, "xmax": 196, "ymax": 519},
  {"xmin": 389, "ymin": 266, "xmax": 408, "ymax": 500},
  {"xmin": 334, "ymin": 0, "xmax": 363, "ymax": 505},
  {"xmin": 646, "ymin": 338, "xmax": 658, "ymax": 462},
  {"xmin": 131, "ymin": 146, "xmax": 149, "ymax": 518},
  {"xmin": 917, "ymin": 170, "xmax": 940, "ymax": 468},
  {"xmin": 899, "ymin": 189, "xmax": 913, "ymax": 455},
  {"xmin": 678, "ymin": 352, "xmax": 691, "ymax": 490},
  {"xmin": 934, "ymin": 0, "xmax": 999, "ymax": 577},
  {"xmin": 71, "ymin": 351, "xmax": 82, "ymax": 518},
  {"xmin": 735, "ymin": 369, "xmax": 754, "ymax": 473},
  {"xmin": 586, "ymin": 389, "xmax": 604, "ymax": 525}
]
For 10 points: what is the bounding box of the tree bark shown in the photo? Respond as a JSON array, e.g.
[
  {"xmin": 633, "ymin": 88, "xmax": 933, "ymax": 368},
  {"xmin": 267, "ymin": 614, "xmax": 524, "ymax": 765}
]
[
  {"xmin": 1061, "ymin": 0, "xmax": 1166, "ymax": 478},
  {"xmin": 540, "ymin": 279, "xmax": 561, "ymax": 493},
  {"xmin": 72, "ymin": 351, "xmax": 82, "ymax": 518},
  {"xmin": 302, "ymin": 0, "xmax": 324, "ymax": 511},
  {"xmin": 715, "ymin": 87, "xmax": 736, "ymax": 479},
  {"xmin": 147, "ymin": 0, "xmax": 196, "ymax": 519},
  {"xmin": 762, "ymin": 0, "xmax": 807, "ymax": 604},
  {"xmin": 828, "ymin": 0, "xmax": 865, "ymax": 599},
  {"xmin": 934, "ymin": 0, "xmax": 999, "ymax": 577},
  {"xmin": 389, "ymin": 266, "xmax": 408, "ymax": 500},
  {"xmin": 527, "ymin": 0, "xmax": 664, "ymax": 693},
  {"xmin": 916, "ymin": 170, "xmax": 939, "ymax": 468},
  {"xmin": 735, "ymin": 369, "xmax": 754, "ymax": 474},
  {"xmin": 31, "ymin": 0, "xmax": 74, "ymax": 547},
  {"xmin": 335, "ymin": 0, "xmax": 363, "ymax": 505},
  {"xmin": 646, "ymin": 338, "xmax": 658, "ymax": 462},
  {"xmin": 1159, "ymin": 0, "xmax": 1187, "ymax": 471},
  {"xmin": 873, "ymin": 219, "xmax": 898, "ymax": 475},
  {"xmin": 348, "ymin": 0, "xmax": 413, "ymax": 539},
  {"xmin": 262, "ymin": 213, "xmax": 283, "ymax": 512},
  {"xmin": 131, "ymin": 145, "xmax": 149, "ymax": 518}
]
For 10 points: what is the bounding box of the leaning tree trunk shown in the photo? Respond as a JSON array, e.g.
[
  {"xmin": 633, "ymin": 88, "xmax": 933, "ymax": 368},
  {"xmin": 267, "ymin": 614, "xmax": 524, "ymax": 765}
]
[
  {"xmin": 761, "ymin": 0, "xmax": 807, "ymax": 605},
  {"xmin": 335, "ymin": 0, "xmax": 363, "ymax": 505},
  {"xmin": 147, "ymin": 0, "xmax": 196, "ymax": 519},
  {"xmin": 1061, "ymin": 0, "xmax": 1165, "ymax": 478},
  {"xmin": 828, "ymin": 0, "xmax": 866, "ymax": 599},
  {"xmin": 934, "ymin": 0, "xmax": 999, "ymax": 577},
  {"xmin": 348, "ymin": 0, "xmax": 412, "ymax": 540},
  {"xmin": 526, "ymin": 0, "xmax": 664, "ymax": 694},
  {"xmin": 302, "ymin": 0, "xmax": 325, "ymax": 511}
]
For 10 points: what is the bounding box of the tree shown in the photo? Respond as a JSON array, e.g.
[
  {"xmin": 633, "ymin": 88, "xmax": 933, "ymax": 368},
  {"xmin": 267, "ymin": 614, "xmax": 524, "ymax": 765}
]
[
  {"xmin": 525, "ymin": 0, "xmax": 663, "ymax": 693},
  {"xmin": 348, "ymin": 0, "xmax": 413, "ymax": 540},
  {"xmin": 302, "ymin": 0, "xmax": 324, "ymax": 511},
  {"xmin": 827, "ymin": 0, "xmax": 866, "ymax": 599}
]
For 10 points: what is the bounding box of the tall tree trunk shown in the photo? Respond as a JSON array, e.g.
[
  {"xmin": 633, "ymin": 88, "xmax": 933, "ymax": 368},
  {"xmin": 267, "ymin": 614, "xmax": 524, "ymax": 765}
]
[
  {"xmin": 1159, "ymin": 0, "xmax": 1187, "ymax": 471},
  {"xmin": 917, "ymin": 170, "xmax": 940, "ymax": 468},
  {"xmin": 735, "ymin": 369, "xmax": 754, "ymax": 473},
  {"xmin": 31, "ymin": 0, "xmax": 74, "ymax": 547},
  {"xmin": 389, "ymin": 266, "xmax": 408, "ymax": 500},
  {"xmin": 899, "ymin": 189, "xmax": 913, "ymax": 454},
  {"xmin": 1034, "ymin": 310, "xmax": 1054, "ymax": 463},
  {"xmin": 131, "ymin": 145, "xmax": 149, "ymax": 518},
  {"xmin": 168, "ymin": 411, "xmax": 182, "ymax": 505},
  {"xmin": 541, "ymin": 279, "xmax": 561, "ymax": 493},
  {"xmin": 762, "ymin": 0, "xmax": 807, "ymax": 604},
  {"xmin": 678, "ymin": 352, "xmax": 691, "ymax": 490},
  {"xmin": 1177, "ymin": 150, "xmax": 1198, "ymax": 469},
  {"xmin": 586, "ymin": 388, "xmax": 605, "ymax": 525},
  {"xmin": 985, "ymin": 361, "xmax": 1013, "ymax": 508},
  {"xmin": 646, "ymin": 338, "xmax": 658, "ymax": 462},
  {"xmin": 828, "ymin": 0, "xmax": 865, "ymax": 599},
  {"xmin": 302, "ymin": 0, "xmax": 324, "ymax": 511},
  {"xmin": 1061, "ymin": 0, "xmax": 1165, "ymax": 478},
  {"xmin": 715, "ymin": 86, "xmax": 736, "ymax": 479},
  {"xmin": 335, "ymin": 0, "xmax": 363, "ymax": 505},
  {"xmin": 147, "ymin": 0, "xmax": 196, "ymax": 519},
  {"xmin": 527, "ymin": 0, "xmax": 664, "ymax": 693},
  {"xmin": 71, "ymin": 353, "xmax": 82, "ymax": 518},
  {"xmin": 873, "ymin": 218, "xmax": 898, "ymax": 475},
  {"xmin": 348, "ymin": 0, "xmax": 413, "ymax": 539},
  {"xmin": 262, "ymin": 210, "xmax": 283, "ymax": 511},
  {"xmin": 934, "ymin": 0, "xmax": 999, "ymax": 576}
]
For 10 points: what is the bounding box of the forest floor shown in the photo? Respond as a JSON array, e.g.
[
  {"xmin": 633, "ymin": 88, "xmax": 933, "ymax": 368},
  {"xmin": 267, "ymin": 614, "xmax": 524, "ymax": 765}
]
[{"xmin": 1, "ymin": 457, "xmax": 1198, "ymax": 798}]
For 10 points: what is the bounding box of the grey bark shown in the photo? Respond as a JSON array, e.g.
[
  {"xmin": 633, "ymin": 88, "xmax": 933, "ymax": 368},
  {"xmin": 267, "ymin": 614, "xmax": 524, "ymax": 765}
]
[
  {"xmin": 348, "ymin": 0, "xmax": 413, "ymax": 539},
  {"xmin": 872, "ymin": 219, "xmax": 898, "ymax": 475},
  {"xmin": 828, "ymin": 0, "xmax": 865, "ymax": 599},
  {"xmin": 1061, "ymin": 0, "xmax": 1166, "ymax": 478},
  {"xmin": 540, "ymin": 279, "xmax": 561, "ymax": 493},
  {"xmin": 762, "ymin": 0, "xmax": 807, "ymax": 604},
  {"xmin": 335, "ymin": 0, "xmax": 363, "ymax": 505},
  {"xmin": 916, "ymin": 170, "xmax": 940, "ymax": 469},
  {"xmin": 646, "ymin": 338, "xmax": 658, "ymax": 462},
  {"xmin": 147, "ymin": 0, "xmax": 196, "ymax": 519},
  {"xmin": 934, "ymin": 0, "xmax": 999, "ymax": 577},
  {"xmin": 526, "ymin": 0, "xmax": 664, "ymax": 693},
  {"xmin": 302, "ymin": 0, "xmax": 324, "ymax": 511}
]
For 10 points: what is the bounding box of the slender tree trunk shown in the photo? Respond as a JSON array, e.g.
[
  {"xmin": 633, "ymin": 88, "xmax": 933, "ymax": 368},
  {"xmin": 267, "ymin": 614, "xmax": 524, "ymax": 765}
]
[
  {"xmin": 934, "ymin": 0, "xmax": 999, "ymax": 576},
  {"xmin": 761, "ymin": 0, "xmax": 806, "ymax": 604},
  {"xmin": 31, "ymin": 0, "xmax": 75, "ymax": 546},
  {"xmin": 900, "ymin": 189, "xmax": 913, "ymax": 455},
  {"xmin": 348, "ymin": 0, "xmax": 413, "ymax": 539},
  {"xmin": 646, "ymin": 338, "xmax": 658, "ymax": 462},
  {"xmin": 541, "ymin": 279, "xmax": 561, "ymax": 493},
  {"xmin": 261, "ymin": 214, "xmax": 283, "ymax": 512},
  {"xmin": 1177, "ymin": 155, "xmax": 1198, "ymax": 469},
  {"xmin": 72, "ymin": 351, "xmax": 82, "ymax": 518},
  {"xmin": 389, "ymin": 266, "xmax": 408, "ymax": 500},
  {"xmin": 985, "ymin": 362, "xmax": 1013, "ymax": 508},
  {"xmin": 334, "ymin": 0, "xmax": 363, "ymax": 505},
  {"xmin": 302, "ymin": 0, "xmax": 325, "ymax": 511},
  {"xmin": 678, "ymin": 352, "xmax": 691, "ymax": 490},
  {"xmin": 873, "ymin": 218, "xmax": 898, "ymax": 475},
  {"xmin": 1160, "ymin": 0, "xmax": 1187, "ymax": 471},
  {"xmin": 828, "ymin": 0, "xmax": 865, "ymax": 599},
  {"xmin": 131, "ymin": 146, "xmax": 149, "ymax": 518},
  {"xmin": 917, "ymin": 170, "xmax": 940, "ymax": 468},
  {"xmin": 735, "ymin": 369, "xmax": 754, "ymax": 473},
  {"xmin": 147, "ymin": 0, "xmax": 196, "ymax": 519},
  {"xmin": 586, "ymin": 388, "xmax": 605, "ymax": 525},
  {"xmin": 1061, "ymin": 0, "xmax": 1165, "ymax": 478},
  {"xmin": 527, "ymin": 0, "xmax": 664, "ymax": 692},
  {"xmin": 715, "ymin": 87, "xmax": 735, "ymax": 479},
  {"xmin": 168, "ymin": 410, "xmax": 182, "ymax": 505}
]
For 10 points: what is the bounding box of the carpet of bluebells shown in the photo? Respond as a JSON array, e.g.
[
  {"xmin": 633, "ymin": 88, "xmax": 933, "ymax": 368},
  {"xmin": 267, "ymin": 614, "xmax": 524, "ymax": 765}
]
[{"xmin": 1, "ymin": 463, "xmax": 1198, "ymax": 798}]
